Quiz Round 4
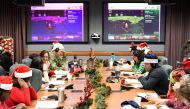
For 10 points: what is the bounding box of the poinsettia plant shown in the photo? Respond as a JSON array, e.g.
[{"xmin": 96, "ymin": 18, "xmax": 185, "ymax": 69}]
[{"xmin": 0, "ymin": 36, "xmax": 14, "ymax": 61}]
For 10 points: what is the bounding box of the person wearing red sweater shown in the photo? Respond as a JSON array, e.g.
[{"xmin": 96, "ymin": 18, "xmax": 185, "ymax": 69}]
[
  {"xmin": 5, "ymin": 65, "xmax": 37, "ymax": 107},
  {"xmin": 0, "ymin": 76, "xmax": 27, "ymax": 109}
]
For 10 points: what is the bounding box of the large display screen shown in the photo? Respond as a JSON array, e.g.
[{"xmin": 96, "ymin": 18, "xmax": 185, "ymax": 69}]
[
  {"xmin": 27, "ymin": 3, "xmax": 88, "ymax": 43},
  {"xmin": 103, "ymin": 3, "xmax": 165, "ymax": 43}
]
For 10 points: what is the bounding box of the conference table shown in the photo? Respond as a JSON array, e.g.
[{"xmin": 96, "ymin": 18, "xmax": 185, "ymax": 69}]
[{"xmin": 29, "ymin": 67, "xmax": 158, "ymax": 109}]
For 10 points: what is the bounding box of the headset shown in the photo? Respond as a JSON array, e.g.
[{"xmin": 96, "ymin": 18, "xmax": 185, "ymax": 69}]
[
  {"xmin": 0, "ymin": 89, "xmax": 3, "ymax": 96},
  {"xmin": 55, "ymin": 48, "xmax": 59, "ymax": 52}
]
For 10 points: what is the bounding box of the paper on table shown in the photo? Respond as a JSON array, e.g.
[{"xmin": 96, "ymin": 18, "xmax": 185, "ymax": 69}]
[
  {"xmin": 121, "ymin": 72, "xmax": 134, "ymax": 76},
  {"xmin": 48, "ymin": 80, "xmax": 65, "ymax": 85},
  {"xmin": 122, "ymin": 64, "xmax": 131, "ymax": 69},
  {"xmin": 147, "ymin": 93, "xmax": 159, "ymax": 99},
  {"xmin": 122, "ymin": 105, "xmax": 135, "ymax": 109},
  {"xmin": 125, "ymin": 79, "xmax": 141, "ymax": 84},
  {"xmin": 144, "ymin": 105, "xmax": 170, "ymax": 109},
  {"xmin": 137, "ymin": 92, "xmax": 158, "ymax": 99},
  {"xmin": 131, "ymin": 84, "xmax": 143, "ymax": 88},
  {"xmin": 144, "ymin": 105, "xmax": 157, "ymax": 109},
  {"xmin": 137, "ymin": 93, "xmax": 148, "ymax": 98},
  {"xmin": 54, "ymin": 70, "xmax": 69, "ymax": 76},
  {"xmin": 35, "ymin": 101, "xmax": 59, "ymax": 108}
]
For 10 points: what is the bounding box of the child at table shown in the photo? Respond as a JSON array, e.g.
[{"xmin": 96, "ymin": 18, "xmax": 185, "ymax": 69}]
[
  {"xmin": 5, "ymin": 66, "xmax": 37, "ymax": 107},
  {"xmin": 0, "ymin": 76, "xmax": 27, "ymax": 109}
]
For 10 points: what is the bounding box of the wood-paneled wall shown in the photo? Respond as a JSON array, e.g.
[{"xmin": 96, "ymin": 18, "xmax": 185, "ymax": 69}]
[{"xmin": 26, "ymin": 51, "xmax": 165, "ymax": 56}]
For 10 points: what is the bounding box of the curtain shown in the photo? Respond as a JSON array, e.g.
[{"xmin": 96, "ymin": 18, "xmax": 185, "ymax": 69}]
[
  {"xmin": 0, "ymin": 0, "xmax": 26, "ymax": 63},
  {"xmin": 165, "ymin": 0, "xmax": 190, "ymax": 68}
]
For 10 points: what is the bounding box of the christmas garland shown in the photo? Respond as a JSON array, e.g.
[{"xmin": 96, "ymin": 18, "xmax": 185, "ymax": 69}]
[
  {"xmin": 95, "ymin": 84, "xmax": 111, "ymax": 109},
  {"xmin": 85, "ymin": 68, "xmax": 111, "ymax": 109},
  {"xmin": 95, "ymin": 58, "xmax": 104, "ymax": 68},
  {"xmin": 85, "ymin": 69, "xmax": 102, "ymax": 88}
]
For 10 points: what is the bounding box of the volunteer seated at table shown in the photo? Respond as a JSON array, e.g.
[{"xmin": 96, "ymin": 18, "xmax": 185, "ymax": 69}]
[
  {"xmin": 5, "ymin": 66, "xmax": 37, "ymax": 107},
  {"xmin": 0, "ymin": 76, "xmax": 27, "ymax": 109},
  {"xmin": 121, "ymin": 50, "xmax": 146, "ymax": 74},
  {"xmin": 134, "ymin": 54, "xmax": 169, "ymax": 95},
  {"xmin": 49, "ymin": 41, "xmax": 67, "ymax": 70},
  {"xmin": 155, "ymin": 74, "xmax": 190, "ymax": 109}
]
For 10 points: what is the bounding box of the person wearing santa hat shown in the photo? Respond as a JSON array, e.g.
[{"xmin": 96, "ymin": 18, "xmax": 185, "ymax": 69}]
[
  {"xmin": 5, "ymin": 66, "xmax": 37, "ymax": 107},
  {"xmin": 129, "ymin": 42, "xmax": 137, "ymax": 55},
  {"xmin": 134, "ymin": 54, "xmax": 169, "ymax": 95},
  {"xmin": 167, "ymin": 68, "xmax": 190, "ymax": 100},
  {"xmin": 0, "ymin": 76, "xmax": 27, "ymax": 109},
  {"xmin": 49, "ymin": 41, "xmax": 67, "ymax": 70}
]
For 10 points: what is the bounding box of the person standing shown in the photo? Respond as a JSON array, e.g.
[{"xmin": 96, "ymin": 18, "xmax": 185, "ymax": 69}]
[{"xmin": 49, "ymin": 41, "xmax": 67, "ymax": 70}]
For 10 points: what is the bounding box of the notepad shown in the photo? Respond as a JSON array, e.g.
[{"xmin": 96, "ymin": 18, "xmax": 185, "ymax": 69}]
[
  {"xmin": 131, "ymin": 84, "xmax": 143, "ymax": 88},
  {"xmin": 125, "ymin": 79, "xmax": 141, "ymax": 84},
  {"xmin": 35, "ymin": 101, "xmax": 59, "ymax": 108}
]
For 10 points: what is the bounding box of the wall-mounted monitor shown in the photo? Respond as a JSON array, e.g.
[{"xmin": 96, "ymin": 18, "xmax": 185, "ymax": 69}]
[
  {"xmin": 27, "ymin": 3, "xmax": 88, "ymax": 43},
  {"xmin": 103, "ymin": 3, "xmax": 165, "ymax": 43}
]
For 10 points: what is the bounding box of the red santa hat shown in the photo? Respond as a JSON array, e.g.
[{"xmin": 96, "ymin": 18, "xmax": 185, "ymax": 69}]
[
  {"xmin": 129, "ymin": 42, "xmax": 136, "ymax": 51},
  {"xmin": 51, "ymin": 41, "xmax": 65, "ymax": 52},
  {"xmin": 182, "ymin": 59, "xmax": 190, "ymax": 71},
  {"xmin": 14, "ymin": 66, "xmax": 32, "ymax": 78},
  {"xmin": 137, "ymin": 42, "xmax": 149, "ymax": 50},
  {"xmin": 0, "ymin": 76, "xmax": 13, "ymax": 90}
]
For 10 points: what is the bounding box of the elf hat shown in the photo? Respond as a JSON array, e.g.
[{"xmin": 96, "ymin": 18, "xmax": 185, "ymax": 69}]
[
  {"xmin": 51, "ymin": 41, "xmax": 65, "ymax": 52},
  {"xmin": 14, "ymin": 66, "xmax": 32, "ymax": 78},
  {"xmin": 0, "ymin": 76, "xmax": 13, "ymax": 90},
  {"xmin": 137, "ymin": 42, "xmax": 149, "ymax": 50}
]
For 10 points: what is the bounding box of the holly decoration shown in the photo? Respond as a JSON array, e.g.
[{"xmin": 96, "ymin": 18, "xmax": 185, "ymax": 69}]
[{"xmin": 76, "ymin": 79, "xmax": 93, "ymax": 109}]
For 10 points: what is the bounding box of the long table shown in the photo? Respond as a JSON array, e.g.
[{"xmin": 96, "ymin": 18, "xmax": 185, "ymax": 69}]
[{"xmin": 29, "ymin": 67, "xmax": 157, "ymax": 109}]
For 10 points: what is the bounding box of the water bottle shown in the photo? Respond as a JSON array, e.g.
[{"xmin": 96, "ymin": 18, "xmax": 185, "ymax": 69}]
[
  {"xmin": 58, "ymin": 87, "xmax": 65, "ymax": 103},
  {"xmin": 111, "ymin": 53, "xmax": 115, "ymax": 62},
  {"xmin": 74, "ymin": 55, "xmax": 77, "ymax": 62}
]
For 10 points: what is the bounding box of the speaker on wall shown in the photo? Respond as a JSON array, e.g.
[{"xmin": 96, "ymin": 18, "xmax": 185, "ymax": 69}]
[{"xmin": 15, "ymin": 0, "xmax": 45, "ymax": 6}]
